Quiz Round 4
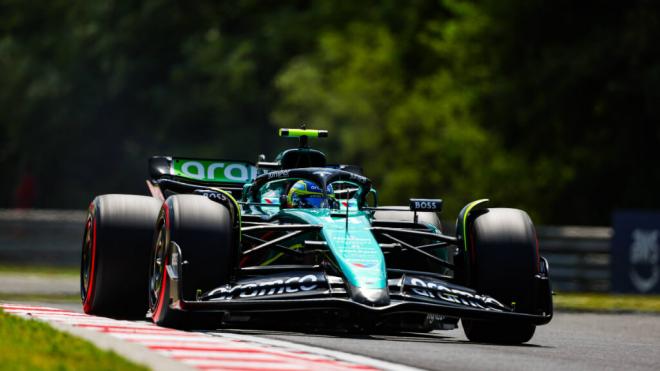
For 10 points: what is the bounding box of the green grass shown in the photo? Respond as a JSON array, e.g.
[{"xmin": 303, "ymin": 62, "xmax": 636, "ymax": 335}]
[
  {"xmin": 554, "ymin": 292, "xmax": 660, "ymax": 313},
  {"xmin": 0, "ymin": 265, "xmax": 78, "ymax": 276},
  {"xmin": 0, "ymin": 293, "xmax": 80, "ymax": 303},
  {"xmin": 0, "ymin": 309, "xmax": 148, "ymax": 371}
]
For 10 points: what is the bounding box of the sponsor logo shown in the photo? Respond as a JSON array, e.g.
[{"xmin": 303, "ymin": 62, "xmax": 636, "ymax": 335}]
[
  {"xmin": 267, "ymin": 170, "xmax": 290, "ymax": 179},
  {"xmin": 173, "ymin": 160, "xmax": 257, "ymax": 183},
  {"xmin": 306, "ymin": 182, "xmax": 323, "ymax": 192},
  {"xmin": 629, "ymin": 229, "xmax": 660, "ymax": 292},
  {"xmin": 415, "ymin": 201, "xmax": 437, "ymax": 209},
  {"xmin": 193, "ymin": 190, "xmax": 228, "ymax": 203},
  {"xmin": 351, "ymin": 260, "xmax": 379, "ymax": 269},
  {"xmin": 410, "ymin": 199, "xmax": 442, "ymax": 211},
  {"xmin": 406, "ymin": 277, "xmax": 505, "ymax": 310},
  {"xmin": 206, "ymin": 274, "xmax": 323, "ymax": 300}
]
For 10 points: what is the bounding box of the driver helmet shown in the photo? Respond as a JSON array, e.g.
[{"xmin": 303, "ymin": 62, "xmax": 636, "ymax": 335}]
[{"xmin": 287, "ymin": 180, "xmax": 333, "ymax": 208}]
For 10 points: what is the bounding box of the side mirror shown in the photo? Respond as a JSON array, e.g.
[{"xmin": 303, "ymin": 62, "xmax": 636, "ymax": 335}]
[
  {"xmin": 366, "ymin": 188, "xmax": 378, "ymax": 207},
  {"xmin": 279, "ymin": 194, "xmax": 288, "ymax": 209}
]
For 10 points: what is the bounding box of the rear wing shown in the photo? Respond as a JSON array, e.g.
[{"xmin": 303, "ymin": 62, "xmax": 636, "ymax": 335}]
[
  {"xmin": 148, "ymin": 156, "xmax": 258, "ymax": 199},
  {"xmin": 147, "ymin": 154, "xmax": 364, "ymax": 201}
]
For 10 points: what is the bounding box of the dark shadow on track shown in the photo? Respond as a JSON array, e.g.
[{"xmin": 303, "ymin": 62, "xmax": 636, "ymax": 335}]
[{"xmin": 201, "ymin": 326, "xmax": 551, "ymax": 348}]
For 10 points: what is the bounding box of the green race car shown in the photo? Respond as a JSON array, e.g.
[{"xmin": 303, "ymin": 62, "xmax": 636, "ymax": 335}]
[{"xmin": 80, "ymin": 128, "xmax": 552, "ymax": 344}]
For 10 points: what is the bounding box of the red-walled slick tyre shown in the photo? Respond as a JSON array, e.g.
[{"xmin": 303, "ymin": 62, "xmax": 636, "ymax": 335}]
[
  {"xmin": 149, "ymin": 194, "xmax": 233, "ymax": 329},
  {"xmin": 80, "ymin": 194, "xmax": 161, "ymax": 318}
]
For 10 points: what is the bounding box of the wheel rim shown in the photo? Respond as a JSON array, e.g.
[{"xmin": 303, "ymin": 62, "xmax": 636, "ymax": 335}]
[
  {"xmin": 80, "ymin": 218, "xmax": 93, "ymax": 302},
  {"xmin": 149, "ymin": 220, "xmax": 167, "ymax": 311}
]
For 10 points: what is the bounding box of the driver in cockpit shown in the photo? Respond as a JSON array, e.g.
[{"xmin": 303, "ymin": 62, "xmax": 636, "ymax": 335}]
[{"xmin": 286, "ymin": 180, "xmax": 335, "ymax": 208}]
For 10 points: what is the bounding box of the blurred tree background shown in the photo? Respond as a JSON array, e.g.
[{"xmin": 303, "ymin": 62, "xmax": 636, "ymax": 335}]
[{"xmin": 1, "ymin": 0, "xmax": 658, "ymax": 224}]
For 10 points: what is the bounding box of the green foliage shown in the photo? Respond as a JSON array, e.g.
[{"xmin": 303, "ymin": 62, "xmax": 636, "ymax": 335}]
[
  {"xmin": 273, "ymin": 1, "xmax": 530, "ymax": 217},
  {"xmin": 0, "ymin": 309, "xmax": 147, "ymax": 370},
  {"xmin": 1, "ymin": 0, "xmax": 658, "ymax": 223},
  {"xmin": 471, "ymin": 0, "xmax": 660, "ymax": 223},
  {"xmin": 275, "ymin": 0, "xmax": 660, "ymax": 223},
  {"xmin": 0, "ymin": 1, "xmax": 317, "ymax": 207},
  {"xmin": 554, "ymin": 292, "xmax": 660, "ymax": 313},
  {"xmin": 0, "ymin": 264, "xmax": 78, "ymax": 276}
]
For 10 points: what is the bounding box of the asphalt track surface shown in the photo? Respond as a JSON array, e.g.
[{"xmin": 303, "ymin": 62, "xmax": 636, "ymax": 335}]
[
  {"xmin": 215, "ymin": 312, "xmax": 660, "ymax": 371},
  {"xmin": 9, "ymin": 299, "xmax": 660, "ymax": 371}
]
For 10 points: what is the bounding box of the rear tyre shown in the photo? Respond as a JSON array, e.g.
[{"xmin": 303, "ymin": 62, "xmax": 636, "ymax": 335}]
[
  {"xmin": 81, "ymin": 194, "xmax": 161, "ymax": 318},
  {"xmin": 149, "ymin": 194, "xmax": 234, "ymax": 329},
  {"xmin": 462, "ymin": 208, "xmax": 539, "ymax": 344}
]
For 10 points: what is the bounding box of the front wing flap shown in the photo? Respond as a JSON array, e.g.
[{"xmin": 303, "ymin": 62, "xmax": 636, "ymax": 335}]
[{"xmin": 165, "ymin": 267, "xmax": 552, "ymax": 325}]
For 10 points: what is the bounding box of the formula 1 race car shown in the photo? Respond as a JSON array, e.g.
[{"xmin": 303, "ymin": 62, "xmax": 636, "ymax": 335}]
[{"xmin": 80, "ymin": 128, "xmax": 552, "ymax": 344}]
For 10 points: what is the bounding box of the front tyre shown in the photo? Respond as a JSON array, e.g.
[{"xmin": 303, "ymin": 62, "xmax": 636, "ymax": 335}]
[
  {"xmin": 149, "ymin": 195, "xmax": 234, "ymax": 328},
  {"xmin": 462, "ymin": 208, "xmax": 539, "ymax": 344}
]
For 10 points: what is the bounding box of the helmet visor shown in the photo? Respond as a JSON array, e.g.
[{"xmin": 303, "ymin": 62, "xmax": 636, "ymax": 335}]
[{"xmin": 299, "ymin": 195, "xmax": 325, "ymax": 208}]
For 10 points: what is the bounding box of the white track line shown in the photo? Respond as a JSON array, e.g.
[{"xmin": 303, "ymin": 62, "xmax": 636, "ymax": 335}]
[
  {"xmin": 182, "ymin": 359, "xmax": 311, "ymax": 369},
  {"xmin": 215, "ymin": 332, "xmax": 423, "ymax": 371},
  {"xmin": 112, "ymin": 334, "xmax": 212, "ymax": 341},
  {"xmin": 162, "ymin": 350, "xmax": 286, "ymax": 360},
  {"xmin": 2, "ymin": 303, "xmax": 422, "ymax": 371}
]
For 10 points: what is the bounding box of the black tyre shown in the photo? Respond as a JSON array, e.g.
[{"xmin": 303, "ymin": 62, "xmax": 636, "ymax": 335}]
[
  {"xmin": 462, "ymin": 208, "xmax": 539, "ymax": 344},
  {"xmin": 81, "ymin": 194, "xmax": 161, "ymax": 318},
  {"xmin": 149, "ymin": 194, "xmax": 234, "ymax": 328}
]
